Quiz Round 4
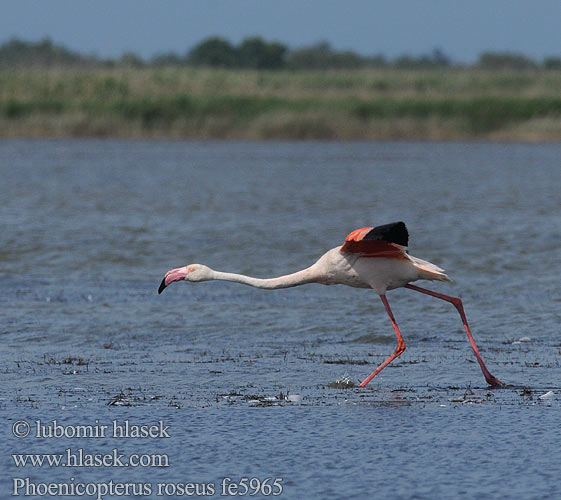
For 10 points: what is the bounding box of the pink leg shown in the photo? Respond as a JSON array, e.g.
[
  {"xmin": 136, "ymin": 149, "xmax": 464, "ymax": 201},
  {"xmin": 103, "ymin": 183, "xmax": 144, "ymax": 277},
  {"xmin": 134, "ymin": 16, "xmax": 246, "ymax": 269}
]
[
  {"xmin": 359, "ymin": 295, "xmax": 406, "ymax": 387},
  {"xmin": 405, "ymin": 284, "xmax": 502, "ymax": 387}
]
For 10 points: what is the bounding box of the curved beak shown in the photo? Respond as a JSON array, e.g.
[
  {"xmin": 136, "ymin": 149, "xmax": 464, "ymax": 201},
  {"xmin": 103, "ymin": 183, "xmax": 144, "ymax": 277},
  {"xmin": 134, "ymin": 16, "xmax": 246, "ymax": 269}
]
[{"xmin": 158, "ymin": 266, "xmax": 190, "ymax": 294}]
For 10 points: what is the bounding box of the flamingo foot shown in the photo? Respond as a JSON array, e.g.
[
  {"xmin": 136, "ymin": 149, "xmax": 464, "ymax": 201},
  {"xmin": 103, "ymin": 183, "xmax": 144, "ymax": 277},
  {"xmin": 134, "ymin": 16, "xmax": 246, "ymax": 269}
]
[{"xmin": 485, "ymin": 374, "xmax": 503, "ymax": 387}]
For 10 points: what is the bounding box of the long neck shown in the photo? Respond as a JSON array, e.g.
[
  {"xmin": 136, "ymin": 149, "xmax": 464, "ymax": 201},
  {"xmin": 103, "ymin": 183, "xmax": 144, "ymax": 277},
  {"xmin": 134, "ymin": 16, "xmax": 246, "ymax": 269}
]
[{"xmin": 210, "ymin": 265, "xmax": 323, "ymax": 290}]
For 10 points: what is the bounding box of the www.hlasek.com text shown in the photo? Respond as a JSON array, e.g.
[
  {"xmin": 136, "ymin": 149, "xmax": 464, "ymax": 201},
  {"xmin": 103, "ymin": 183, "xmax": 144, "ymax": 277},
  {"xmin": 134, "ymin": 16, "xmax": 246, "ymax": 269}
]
[{"xmin": 13, "ymin": 448, "xmax": 169, "ymax": 468}]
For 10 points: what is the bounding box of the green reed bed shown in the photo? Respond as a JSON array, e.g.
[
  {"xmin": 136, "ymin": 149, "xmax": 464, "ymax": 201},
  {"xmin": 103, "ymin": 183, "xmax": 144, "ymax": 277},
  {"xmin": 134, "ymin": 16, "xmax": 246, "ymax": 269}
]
[{"xmin": 2, "ymin": 67, "xmax": 561, "ymax": 140}]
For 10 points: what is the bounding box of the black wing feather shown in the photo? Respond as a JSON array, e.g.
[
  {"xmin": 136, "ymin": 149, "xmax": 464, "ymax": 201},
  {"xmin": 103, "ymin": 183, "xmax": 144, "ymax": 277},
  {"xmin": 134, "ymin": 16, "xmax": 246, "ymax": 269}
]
[{"xmin": 364, "ymin": 221, "xmax": 408, "ymax": 247}]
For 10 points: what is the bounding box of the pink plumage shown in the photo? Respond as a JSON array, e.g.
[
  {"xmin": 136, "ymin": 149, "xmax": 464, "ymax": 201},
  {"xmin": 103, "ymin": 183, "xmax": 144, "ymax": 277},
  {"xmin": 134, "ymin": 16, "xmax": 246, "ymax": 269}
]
[{"xmin": 159, "ymin": 222, "xmax": 502, "ymax": 387}]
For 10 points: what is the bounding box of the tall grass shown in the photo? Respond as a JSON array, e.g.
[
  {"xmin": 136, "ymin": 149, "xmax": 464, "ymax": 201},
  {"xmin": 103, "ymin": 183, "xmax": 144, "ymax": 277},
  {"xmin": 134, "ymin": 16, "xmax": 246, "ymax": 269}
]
[{"xmin": 2, "ymin": 67, "xmax": 561, "ymax": 140}]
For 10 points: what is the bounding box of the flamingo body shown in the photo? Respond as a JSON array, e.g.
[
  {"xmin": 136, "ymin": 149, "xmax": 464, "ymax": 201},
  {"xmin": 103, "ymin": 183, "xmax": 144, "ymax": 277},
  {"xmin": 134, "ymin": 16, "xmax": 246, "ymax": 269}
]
[
  {"xmin": 159, "ymin": 221, "xmax": 502, "ymax": 387},
  {"xmin": 307, "ymin": 247, "xmax": 428, "ymax": 293}
]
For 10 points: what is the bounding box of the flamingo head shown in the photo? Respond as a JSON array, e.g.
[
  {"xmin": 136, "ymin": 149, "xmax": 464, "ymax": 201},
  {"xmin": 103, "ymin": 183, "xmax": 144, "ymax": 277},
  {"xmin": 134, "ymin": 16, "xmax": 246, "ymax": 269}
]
[{"xmin": 158, "ymin": 264, "xmax": 214, "ymax": 294}]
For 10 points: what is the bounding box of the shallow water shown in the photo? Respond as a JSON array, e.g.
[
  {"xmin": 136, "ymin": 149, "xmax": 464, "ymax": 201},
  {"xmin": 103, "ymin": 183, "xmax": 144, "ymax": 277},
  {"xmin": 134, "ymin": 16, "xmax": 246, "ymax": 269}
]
[{"xmin": 1, "ymin": 139, "xmax": 560, "ymax": 499}]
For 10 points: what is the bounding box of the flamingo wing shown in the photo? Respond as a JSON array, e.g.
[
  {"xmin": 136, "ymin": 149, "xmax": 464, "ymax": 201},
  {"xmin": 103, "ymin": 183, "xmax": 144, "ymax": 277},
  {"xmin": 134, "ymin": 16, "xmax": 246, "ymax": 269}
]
[{"xmin": 340, "ymin": 221, "xmax": 409, "ymax": 259}]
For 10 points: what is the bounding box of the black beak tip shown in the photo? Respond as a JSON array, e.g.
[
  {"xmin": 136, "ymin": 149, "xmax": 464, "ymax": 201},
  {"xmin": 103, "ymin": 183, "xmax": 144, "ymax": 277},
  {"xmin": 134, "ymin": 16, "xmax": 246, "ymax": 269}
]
[{"xmin": 158, "ymin": 277, "xmax": 167, "ymax": 295}]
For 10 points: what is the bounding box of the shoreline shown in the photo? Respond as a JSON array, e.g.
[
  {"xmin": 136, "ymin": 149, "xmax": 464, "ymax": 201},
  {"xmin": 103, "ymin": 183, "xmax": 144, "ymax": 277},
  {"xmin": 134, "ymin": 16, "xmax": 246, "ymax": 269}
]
[{"xmin": 2, "ymin": 130, "xmax": 561, "ymax": 142}]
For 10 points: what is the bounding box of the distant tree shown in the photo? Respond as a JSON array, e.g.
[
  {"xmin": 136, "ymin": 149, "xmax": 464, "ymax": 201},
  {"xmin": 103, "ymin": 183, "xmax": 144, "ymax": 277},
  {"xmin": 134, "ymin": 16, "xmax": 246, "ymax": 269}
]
[
  {"xmin": 393, "ymin": 48, "xmax": 451, "ymax": 69},
  {"xmin": 431, "ymin": 48, "xmax": 451, "ymax": 67},
  {"xmin": 151, "ymin": 51, "xmax": 185, "ymax": 66},
  {"xmin": 287, "ymin": 41, "xmax": 365, "ymax": 70},
  {"xmin": 393, "ymin": 55, "xmax": 422, "ymax": 69},
  {"xmin": 543, "ymin": 57, "xmax": 561, "ymax": 70},
  {"xmin": 119, "ymin": 51, "xmax": 144, "ymax": 67},
  {"xmin": 368, "ymin": 54, "xmax": 388, "ymax": 68},
  {"xmin": 477, "ymin": 52, "xmax": 537, "ymax": 70},
  {"xmin": 238, "ymin": 37, "xmax": 287, "ymax": 69},
  {"xmin": 187, "ymin": 37, "xmax": 238, "ymax": 67},
  {"xmin": 0, "ymin": 37, "xmax": 91, "ymax": 67}
]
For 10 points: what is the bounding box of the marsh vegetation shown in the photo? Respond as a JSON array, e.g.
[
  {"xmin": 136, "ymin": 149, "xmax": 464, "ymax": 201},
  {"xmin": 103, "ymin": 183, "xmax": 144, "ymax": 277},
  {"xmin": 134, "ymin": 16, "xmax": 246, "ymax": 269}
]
[{"xmin": 2, "ymin": 38, "xmax": 561, "ymax": 140}]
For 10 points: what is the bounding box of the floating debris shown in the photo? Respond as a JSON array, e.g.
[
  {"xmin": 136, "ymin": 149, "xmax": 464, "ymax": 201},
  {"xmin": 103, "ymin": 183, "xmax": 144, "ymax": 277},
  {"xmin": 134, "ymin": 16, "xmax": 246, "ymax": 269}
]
[
  {"xmin": 327, "ymin": 375, "xmax": 356, "ymax": 389},
  {"xmin": 520, "ymin": 387, "xmax": 533, "ymax": 399},
  {"xmin": 214, "ymin": 391, "xmax": 304, "ymax": 406},
  {"xmin": 448, "ymin": 386, "xmax": 485, "ymax": 404},
  {"xmin": 245, "ymin": 395, "xmax": 279, "ymax": 407},
  {"xmin": 168, "ymin": 397, "xmax": 182, "ymax": 409},
  {"xmin": 107, "ymin": 390, "xmax": 132, "ymax": 406},
  {"xmin": 448, "ymin": 396, "xmax": 485, "ymax": 404},
  {"xmin": 324, "ymin": 359, "xmax": 369, "ymax": 365},
  {"xmin": 285, "ymin": 394, "xmax": 302, "ymax": 403}
]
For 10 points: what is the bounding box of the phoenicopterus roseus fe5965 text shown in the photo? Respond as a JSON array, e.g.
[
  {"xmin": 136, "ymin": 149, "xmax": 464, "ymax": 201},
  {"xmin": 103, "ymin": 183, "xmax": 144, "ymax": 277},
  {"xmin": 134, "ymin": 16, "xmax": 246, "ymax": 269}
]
[{"xmin": 158, "ymin": 221, "xmax": 502, "ymax": 387}]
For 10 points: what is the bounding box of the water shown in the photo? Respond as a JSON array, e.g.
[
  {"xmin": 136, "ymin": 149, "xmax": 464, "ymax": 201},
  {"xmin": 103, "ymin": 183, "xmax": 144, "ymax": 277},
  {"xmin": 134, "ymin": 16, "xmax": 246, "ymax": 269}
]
[{"xmin": 1, "ymin": 139, "xmax": 560, "ymax": 499}]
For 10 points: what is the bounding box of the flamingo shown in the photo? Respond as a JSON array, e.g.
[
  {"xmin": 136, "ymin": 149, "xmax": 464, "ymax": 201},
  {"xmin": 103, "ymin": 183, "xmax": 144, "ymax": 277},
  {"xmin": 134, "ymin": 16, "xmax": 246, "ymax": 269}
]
[{"xmin": 158, "ymin": 221, "xmax": 502, "ymax": 387}]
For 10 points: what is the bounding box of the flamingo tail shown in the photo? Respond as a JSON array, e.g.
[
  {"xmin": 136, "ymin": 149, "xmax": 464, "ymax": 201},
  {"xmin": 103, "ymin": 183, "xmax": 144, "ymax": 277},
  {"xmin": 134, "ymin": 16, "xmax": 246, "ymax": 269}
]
[{"xmin": 409, "ymin": 256, "xmax": 452, "ymax": 282}]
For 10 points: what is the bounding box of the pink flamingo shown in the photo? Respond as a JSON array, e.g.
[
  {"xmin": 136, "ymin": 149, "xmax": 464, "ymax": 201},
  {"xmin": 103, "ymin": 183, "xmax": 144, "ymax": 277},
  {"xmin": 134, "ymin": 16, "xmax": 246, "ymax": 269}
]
[{"xmin": 158, "ymin": 222, "xmax": 502, "ymax": 387}]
